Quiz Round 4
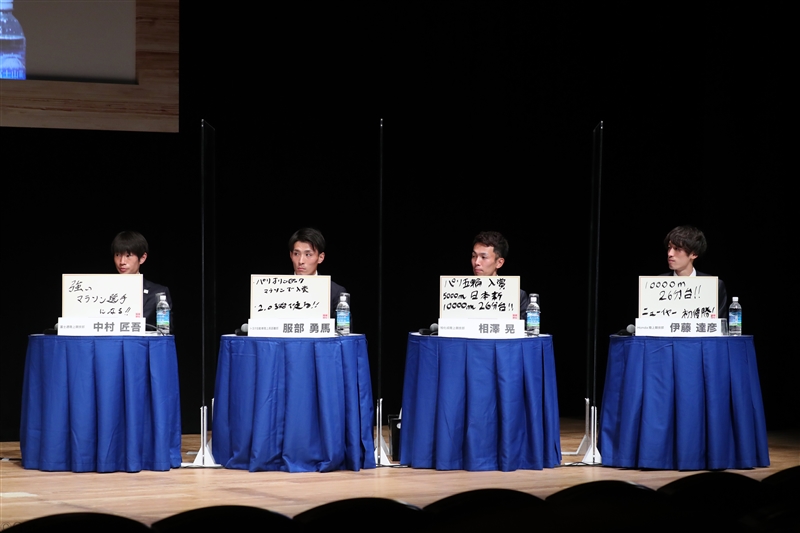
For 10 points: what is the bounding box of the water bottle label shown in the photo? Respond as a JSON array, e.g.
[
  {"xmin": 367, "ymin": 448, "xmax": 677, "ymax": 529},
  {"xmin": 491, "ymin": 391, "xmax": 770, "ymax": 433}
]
[
  {"xmin": 526, "ymin": 313, "xmax": 540, "ymax": 328},
  {"xmin": 0, "ymin": 66, "xmax": 25, "ymax": 79},
  {"xmin": 729, "ymin": 311, "xmax": 741, "ymax": 327},
  {"xmin": 157, "ymin": 310, "xmax": 170, "ymax": 325},
  {"xmin": 337, "ymin": 311, "xmax": 350, "ymax": 328}
]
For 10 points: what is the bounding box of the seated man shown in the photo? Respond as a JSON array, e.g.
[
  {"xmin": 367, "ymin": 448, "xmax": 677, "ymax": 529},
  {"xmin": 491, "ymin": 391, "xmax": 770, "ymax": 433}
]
[
  {"xmin": 111, "ymin": 231, "xmax": 172, "ymax": 331},
  {"xmin": 471, "ymin": 231, "xmax": 530, "ymax": 319},
  {"xmin": 289, "ymin": 228, "xmax": 346, "ymax": 317},
  {"xmin": 662, "ymin": 225, "xmax": 729, "ymax": 319}
]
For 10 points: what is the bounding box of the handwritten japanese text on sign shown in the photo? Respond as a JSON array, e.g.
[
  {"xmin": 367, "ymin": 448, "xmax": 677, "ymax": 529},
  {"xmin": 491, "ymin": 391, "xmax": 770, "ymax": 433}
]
[
  {"xmin": 62, "ymin": 274, "xmax": 143, "ymax": 319},
  {"xmin": 250, "ymin": 275, "xmax": 331, "ymax": 319},
  {"xmin": 638, "ymin": 276, "xmax": 719, "ymax": 319},
  {"xmin": 439, "ymin": 276, "xmax": 521, "ymax": 319}
]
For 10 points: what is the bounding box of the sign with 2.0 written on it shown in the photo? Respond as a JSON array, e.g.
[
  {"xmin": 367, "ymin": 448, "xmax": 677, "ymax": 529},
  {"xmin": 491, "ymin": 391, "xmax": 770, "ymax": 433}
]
[
  {"xmin": 439, "ymin": 275, "xmax": 521, "ymax": 320},
  {"xmin": 250, "ymin": 275, "xmax": 332, "ymax": 320},
  {"xmin": 638, "ymin": 276, "xmax": 720, "ymax": 319}
]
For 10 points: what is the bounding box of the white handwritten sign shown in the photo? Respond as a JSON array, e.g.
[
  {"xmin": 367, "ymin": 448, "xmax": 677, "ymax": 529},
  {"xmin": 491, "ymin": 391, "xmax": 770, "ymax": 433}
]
[
  {"xmin": 250, "ymin": 275, "xmax": 331, "ymax": 319},
  {"xmin": 439, "ymin": 276, "xmax": 521, "ymax": 319},
  {"xmin": 639, "ymin": 276, "xmax": 720, "ymax": 319},
  {"xmin": 62, "ymin": 274, "xmax": 143, "ymax": 319}
]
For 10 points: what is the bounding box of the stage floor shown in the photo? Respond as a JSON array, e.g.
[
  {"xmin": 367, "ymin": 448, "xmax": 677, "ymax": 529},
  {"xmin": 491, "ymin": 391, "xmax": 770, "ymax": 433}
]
[{"xmin": 2, "ymin": 418, "xmax": 798, "ymax": 527}]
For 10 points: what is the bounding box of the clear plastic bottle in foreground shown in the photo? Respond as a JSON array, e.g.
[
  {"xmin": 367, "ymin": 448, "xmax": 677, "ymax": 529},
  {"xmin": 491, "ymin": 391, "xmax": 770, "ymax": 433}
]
[
  {"xmin": 526, "ymin": 293, "xmax": 540, "ymax": 337},
  {"xmin": 156, "ymin": 293, "xmax": 170, "ymax": 335},
  {"xmin": 0, "ymin": 1, "xmax": 26, "ymax": 80},
  {"xmin": 728, "ymin": 296, "xmax": 742, "ymax": 336},
  {"xmin": 336, "ymin": 293, "xmax": 350, "ymax": 335}
]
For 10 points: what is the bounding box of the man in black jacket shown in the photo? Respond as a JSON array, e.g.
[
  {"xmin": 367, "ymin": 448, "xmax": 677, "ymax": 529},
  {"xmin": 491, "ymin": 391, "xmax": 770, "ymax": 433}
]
[
  {"xmin": 288, "ymin": 228, "xmax": 346, "ymax": 318},
  {"xmin": 471, "ymin": 231, "xmax": 530, "ymax": 320},
  {"xmin": 662, "ymin": 225, "xmax": 728, "ymax": 319},
  {"xmin": 111, "ymin": 230, "xmax": 172, "ymax": 331}
]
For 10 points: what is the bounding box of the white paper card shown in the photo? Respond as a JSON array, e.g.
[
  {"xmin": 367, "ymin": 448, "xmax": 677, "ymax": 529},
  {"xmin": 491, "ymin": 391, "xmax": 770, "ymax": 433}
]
[
  {"xmin": 635, "ymin": 317, "xmax": 726, "ymax": 337},
  {"xmin": 247, "ymin": 317, "xmax": 336, "ymax": 337},
  {"xmin": 58, "ymin": 317, "xmax": 148, "ymax": 336},
  {"xmin": 438, "ymin": 317, "xmax": 526, "ymax": 338},
  {"xmin": 639, "ymin": 276, "xmax": 720, "ymax": 319},
  {"xmin": 250, "ymin": 275, "xmax": 332, "ymax": 319},
  {"xmin": 439, "ymin": 276, "xmax": 522, "ymax": 320},
  {"xmin": 62, "ymin": 274, "xmax": 144, "ymax": 319}
]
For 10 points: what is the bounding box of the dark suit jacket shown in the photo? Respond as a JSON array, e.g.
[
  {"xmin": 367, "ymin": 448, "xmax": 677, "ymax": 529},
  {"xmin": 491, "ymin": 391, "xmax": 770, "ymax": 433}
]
[
  {"xmin": 660, "ymin": 271, "xmax": 728, "ymax": 319},
  {"xmin": 520, "ymin": 289, "xmax": 530, "ymax": 322},
  {"xmin": 330, "ymin": 280, "xmax": 346, "ymax": 318},
  {"xmin": 143, "ymin": 278, "xmax": 172, "ymax": 332}
]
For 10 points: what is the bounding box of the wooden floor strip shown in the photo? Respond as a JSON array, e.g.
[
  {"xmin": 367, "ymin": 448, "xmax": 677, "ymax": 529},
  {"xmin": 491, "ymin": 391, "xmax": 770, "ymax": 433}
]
[{"xmin": 1, "ymin": 418, "xmax": 798, "ymax": 527}]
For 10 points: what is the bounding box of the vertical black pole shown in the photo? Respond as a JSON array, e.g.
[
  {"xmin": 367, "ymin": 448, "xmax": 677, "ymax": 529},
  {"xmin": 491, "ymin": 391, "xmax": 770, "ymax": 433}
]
[
  {"xmin": 587, "ymin": 121, "xmax": 603, "ymax": 408},
  {"xmin": 200, "ymin": 119, "xmax": 217, "ymax": 412},
  {"xmin": 377, "ymin": 119, "xmax": 384, "ymax": 405}
]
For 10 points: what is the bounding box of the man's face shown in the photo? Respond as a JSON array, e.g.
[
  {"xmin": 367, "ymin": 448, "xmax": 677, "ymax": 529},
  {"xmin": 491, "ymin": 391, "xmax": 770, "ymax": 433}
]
[
  {"xmin": 472, "ymin": 244, "xmax": 504, "ymax": 276},
  {"xmin": 114, "ymin": 252, "xmax": 147, "ymax": 274},
  {"xmin": 290, "ymin": 241, "xmax": 325, "ymax": 275},
  {"xmin": 667, "ymin": 242, "xmax": 697, "ymax": 275}
]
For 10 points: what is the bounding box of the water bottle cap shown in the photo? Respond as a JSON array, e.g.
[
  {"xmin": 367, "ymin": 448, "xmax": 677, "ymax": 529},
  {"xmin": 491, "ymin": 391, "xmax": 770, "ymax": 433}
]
[
  {"xmin": 0, "ymin": 1, "xmax": 14, "ymax": 10},
  {"xmin": 340, "ymin": 294, "xmax": 347, "ymax": 301},
  {"xmin": 160, "ymin": 294, "xmax": 166, "ymax": 301},
  {"xmin": 732, "ymin": 296, "xmax": 738, "ymax": 301}
]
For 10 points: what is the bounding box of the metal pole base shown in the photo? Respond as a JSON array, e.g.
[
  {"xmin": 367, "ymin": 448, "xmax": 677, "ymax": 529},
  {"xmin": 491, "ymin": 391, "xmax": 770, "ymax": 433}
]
[
  {"xmin": 563, "ymin": 398, "xmax": 591, "ymax": 457},
  {"xmin": 581, "ymin": 405, "xmax": 602, "ymax": 465},
  {"xmin": 181, "ymin": 405, "xmax": 222, "ymax": 468},
  {"xmin": 563, "ymin": 399, "xmax": 603, "ymax": 466}
]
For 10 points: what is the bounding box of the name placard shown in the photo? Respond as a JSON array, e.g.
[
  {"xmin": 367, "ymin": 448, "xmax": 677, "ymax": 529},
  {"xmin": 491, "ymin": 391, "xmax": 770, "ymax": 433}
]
[
  {"xmin": 247, "ymin": 317, "xmax": 336, "ymax": 337},
  {"xmin": 58, "ymin": 317, "xmax": 149, "ymax": 336},
  {"xmin": 439, "ymin": 276, "xmax": 521, "ymax": 320},
  {"xmin": 62, "ymin": 274, "xmax": 144, "ymax": 319},
  {"xmin": 635, "ymin": 317, "xmax": 726, "ymax": 337},
  {"xmin": 639, "ymin": 276, "xmax": 720, "ymax": 319},
  {"xmin": 438, "ymin": 317, "xmax": 526, "ymax": 339},
  {"xmin": 250, "ymin": 275, "xmax": 331, "ymax": 319}
]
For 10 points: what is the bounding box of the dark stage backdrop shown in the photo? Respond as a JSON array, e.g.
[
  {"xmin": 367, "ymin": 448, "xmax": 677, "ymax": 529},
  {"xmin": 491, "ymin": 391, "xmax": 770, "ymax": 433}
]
[{"xmin": 2, "ymin": 5, "xmax": 794, "ymax": 441}]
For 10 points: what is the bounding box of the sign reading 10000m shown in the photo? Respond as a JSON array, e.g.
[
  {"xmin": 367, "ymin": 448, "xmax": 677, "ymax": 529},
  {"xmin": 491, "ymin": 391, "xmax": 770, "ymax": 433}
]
[{"xmin": 439, "ymin": 276, "xmax": 521, "ymax": 320}]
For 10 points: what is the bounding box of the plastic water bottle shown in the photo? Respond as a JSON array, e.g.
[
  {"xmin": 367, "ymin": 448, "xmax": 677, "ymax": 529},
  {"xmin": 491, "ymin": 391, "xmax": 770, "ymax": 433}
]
[
  {"xmin": 336, "ymin": 293, "xmax": 350, "ymax": 335},
  {"xmin": 0, "ymin": 1, "xmax": 26, "ymax": 80},
  {"xmin": 156, "ymin": 293, "xmax": 170, "ymax": 335},
  {"xmin": 526, "ymin": 293, "xmax": 540, "ymax": 337},
  {"xmin": 728, "ymin": 296, "xmax": 742, "ymax": 336}
]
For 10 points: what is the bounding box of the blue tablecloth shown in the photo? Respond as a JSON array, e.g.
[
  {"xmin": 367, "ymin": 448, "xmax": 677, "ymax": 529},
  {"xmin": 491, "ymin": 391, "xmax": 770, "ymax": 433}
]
[
  {"xmin": 600, "ymin": 335, "xmax": 770, "ymax": 470},
  {"xmin": 400, "ymin": 334, "xmax": 562, "ymax": 471},
  {"xmin": 212, "ymin": 335, "xmax": 376, "ymax": 472},
  {"xmin": 21, "ymin": 335, "xmax": 182, "ymax": 472}
]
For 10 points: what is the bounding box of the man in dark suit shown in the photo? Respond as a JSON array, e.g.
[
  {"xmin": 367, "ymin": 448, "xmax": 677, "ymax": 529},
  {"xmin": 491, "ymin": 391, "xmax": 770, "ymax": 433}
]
[
  {"xmin": 662, "ymin": 225, "xmax": 729, "ymax": 319},
  {"xmin": 288, "ymin": 228, "xmax": 346, "ymax": 318},
  {"xmin": 111, "ymin": 230, "xmax": 173, "ymax": 331},
  {"xmin": 471, "ymin": 231, "xmax": 530, "ymax": 320}
]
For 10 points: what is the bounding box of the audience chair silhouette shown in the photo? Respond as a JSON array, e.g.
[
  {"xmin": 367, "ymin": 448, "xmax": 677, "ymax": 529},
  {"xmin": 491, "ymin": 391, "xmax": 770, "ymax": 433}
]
[
  {"xmin": 547, "ymin": 480, "xmax": 678, "ymax": 532},
  {"xmin": 740, "ymin": 466, "xmax": 800, "ymax": 532},
  {"xmin": 423, "ymin": 488, "xmax": 555, "ymax": 532},
  {"xmin": 293, "ymin": 497, "xmax": 429, "ymax": 532},
  {"xmin": 6, "ymin": 512, "xmax": 151, "ymax": 532},
  {"xmin": 657, "ymin": 471, "xmax": 766, "ymax": 529},
  {"xmin": 150, "ymin": 505, "xmax": 298, "ymax": 532}
]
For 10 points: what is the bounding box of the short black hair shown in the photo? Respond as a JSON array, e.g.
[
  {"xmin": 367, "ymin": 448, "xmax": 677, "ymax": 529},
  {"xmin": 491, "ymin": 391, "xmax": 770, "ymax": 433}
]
[
  {"xmin": 664, "ymin": 225, "xmax": 707, "ymax": 257},
  {"xmin": 111, "ymin": 231, "xmax": 149, "ymax": 258},
  {"xmin": 288, "ymin": 228, "xmax": 326, "ymax": 254},
  {"xmin": 472, "ymin": 231, "xmax": 509, "ymax": 259}
]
